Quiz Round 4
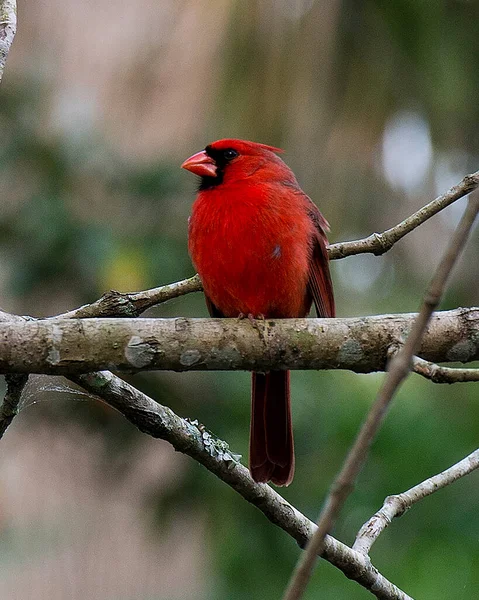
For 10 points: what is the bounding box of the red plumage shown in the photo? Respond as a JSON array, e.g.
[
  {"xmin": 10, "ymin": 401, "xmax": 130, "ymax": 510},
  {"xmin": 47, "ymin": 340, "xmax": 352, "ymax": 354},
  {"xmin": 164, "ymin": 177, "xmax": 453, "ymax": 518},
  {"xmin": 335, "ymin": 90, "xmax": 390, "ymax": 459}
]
[{"xmin": 183, "ymin": 139, "xmax": 335, "ymax": 486}]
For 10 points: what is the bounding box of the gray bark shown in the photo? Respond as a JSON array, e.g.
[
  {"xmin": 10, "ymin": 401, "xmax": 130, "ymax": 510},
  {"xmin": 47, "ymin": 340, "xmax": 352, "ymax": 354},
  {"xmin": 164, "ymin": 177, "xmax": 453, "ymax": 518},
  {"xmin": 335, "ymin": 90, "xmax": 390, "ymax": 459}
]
[{"xmin": 0, "ymin": 308, "xmax": 477, "ymax": 374}]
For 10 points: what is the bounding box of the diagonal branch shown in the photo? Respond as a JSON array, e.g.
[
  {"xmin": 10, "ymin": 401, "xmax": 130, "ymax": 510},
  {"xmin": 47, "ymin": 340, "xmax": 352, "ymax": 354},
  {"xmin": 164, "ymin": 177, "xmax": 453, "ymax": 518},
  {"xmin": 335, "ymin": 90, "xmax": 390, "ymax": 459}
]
[
  {"xmin": 0, "ymin": 308, "xmax": 415, "ymax": 598},
  {"xmin": 282, "ymin": 194, "xmax": 479, "ymax": 600},
  {"xmin": 328, "ymin": 170, "xmax": 479, "ymax": 259},
  {"xmin": 353, "ymin": 447, "xmax": 479, "ymax": 555},
  {"xmin": 70, "ymin": 370, "xmax": 413, "ymax": 600},
  {"xmin": 56, "ymin": 274, "xmax": 202, "ymax": 319},
  {"xmin": 0, "ymin": 0, "xmax": 16, "ymax": 84}
]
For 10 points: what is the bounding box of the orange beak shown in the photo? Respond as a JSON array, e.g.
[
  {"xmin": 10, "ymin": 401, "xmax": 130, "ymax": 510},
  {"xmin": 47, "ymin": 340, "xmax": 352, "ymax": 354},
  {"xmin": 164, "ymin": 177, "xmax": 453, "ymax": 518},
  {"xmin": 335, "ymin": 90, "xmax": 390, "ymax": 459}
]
[{"xmin": 181, "ymin": 150, "xmax": 217, "ymax": 178}]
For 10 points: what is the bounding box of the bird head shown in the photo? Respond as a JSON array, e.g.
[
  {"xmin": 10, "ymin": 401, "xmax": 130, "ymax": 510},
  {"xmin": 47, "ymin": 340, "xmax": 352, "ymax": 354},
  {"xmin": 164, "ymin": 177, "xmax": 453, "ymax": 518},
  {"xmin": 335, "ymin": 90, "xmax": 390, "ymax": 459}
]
[{"xmin": 181, "ymin": 138, "xmax": 284, "ymax": 190}]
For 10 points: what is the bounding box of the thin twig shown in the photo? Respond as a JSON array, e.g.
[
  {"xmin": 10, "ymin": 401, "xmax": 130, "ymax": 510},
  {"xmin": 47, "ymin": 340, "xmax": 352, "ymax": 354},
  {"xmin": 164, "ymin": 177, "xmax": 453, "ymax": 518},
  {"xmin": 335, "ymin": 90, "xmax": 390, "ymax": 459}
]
[
  {"xmin": 0, "ymin": 0, "xmax": 16, "ymax": 84},
  {"xmin": 328, "ymin": 170, "xmax": 479, "ymax": 259},
  {"xmin": 56, "ymin": 274, "xmax": 202, "ymax": 319},
  {"xmin": 353, "ymin": 447, "xmax": 479, "ymax": 555},
  {"xmin": 70, "ymin": 370, "xmax": 413, "ymax": 600},
  {"xmin": 412, "ymin": 355, "xmax": 479, "ymax": 383},
  {"xmin": 0, "ymin": 374, "xmax": 28, "ymax": 439},
  {"xmin": 282, "ymin": 194, "xmax": 479, "ymax": 600},
  {"xmin": 47, "ymin": 171, "xmax": 479, "ymax": 320}
]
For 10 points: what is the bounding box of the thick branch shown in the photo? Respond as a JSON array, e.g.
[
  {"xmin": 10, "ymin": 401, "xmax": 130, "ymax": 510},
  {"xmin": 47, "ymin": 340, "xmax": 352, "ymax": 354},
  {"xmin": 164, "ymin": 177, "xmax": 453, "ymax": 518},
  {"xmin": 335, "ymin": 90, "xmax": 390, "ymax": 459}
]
[
  {"xmin": 0, "ymin": 309, "xmax": 414, "ymax": 597},
  {"xmin": 70, "ymin": 370, "xmax": 412, "ymax": 600},
  {"xmin": 0, "ymin": 309, "xmax": 477, "ymax": 374},
  {"xmin": 353, "ymin": 447, "xmax": 479, "ymax": 555},
  {"xmin": 0, "ymin": 0, "xmax": 16, "ymax": 83},
  {"xmin": 283, "ymin": 195, "xmax": 479, "ymax": 600}
]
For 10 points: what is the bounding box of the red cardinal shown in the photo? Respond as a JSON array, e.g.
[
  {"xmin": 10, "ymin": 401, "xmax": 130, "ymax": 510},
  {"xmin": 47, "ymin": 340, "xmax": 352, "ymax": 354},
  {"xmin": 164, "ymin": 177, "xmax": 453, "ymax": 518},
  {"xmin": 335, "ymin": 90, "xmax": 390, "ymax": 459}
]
[{"xmin": 182, "ymin": 139, "xmax": 335, "ymax": 486}]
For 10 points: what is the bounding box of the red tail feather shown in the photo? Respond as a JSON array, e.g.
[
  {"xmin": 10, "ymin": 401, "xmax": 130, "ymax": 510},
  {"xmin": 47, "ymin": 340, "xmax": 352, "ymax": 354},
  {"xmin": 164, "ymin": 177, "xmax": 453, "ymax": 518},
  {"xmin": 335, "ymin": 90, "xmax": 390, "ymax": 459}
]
[{"xmin": 249, "ymin": 371, "xmax": 294, "ymax": 486}]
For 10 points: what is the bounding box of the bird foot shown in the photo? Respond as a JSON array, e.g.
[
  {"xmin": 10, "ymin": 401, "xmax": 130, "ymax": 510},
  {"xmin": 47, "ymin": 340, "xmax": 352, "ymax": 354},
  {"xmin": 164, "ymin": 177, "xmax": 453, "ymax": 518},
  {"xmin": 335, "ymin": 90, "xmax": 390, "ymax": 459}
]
[
  {"xmin": 237, "ymin": 312, "xmax": 265, "ymax": 333},
  {"xmin": 237, "ymin": 312, "xmax": 265, "ymax": 322}
]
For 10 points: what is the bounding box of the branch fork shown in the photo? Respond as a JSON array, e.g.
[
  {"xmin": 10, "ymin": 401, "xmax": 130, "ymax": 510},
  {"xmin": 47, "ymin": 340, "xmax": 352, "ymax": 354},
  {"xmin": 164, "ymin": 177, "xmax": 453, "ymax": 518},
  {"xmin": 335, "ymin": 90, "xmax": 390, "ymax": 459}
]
[{"xmin": 353, "ymin": 446, "xmax": 479, "ymax": 556}]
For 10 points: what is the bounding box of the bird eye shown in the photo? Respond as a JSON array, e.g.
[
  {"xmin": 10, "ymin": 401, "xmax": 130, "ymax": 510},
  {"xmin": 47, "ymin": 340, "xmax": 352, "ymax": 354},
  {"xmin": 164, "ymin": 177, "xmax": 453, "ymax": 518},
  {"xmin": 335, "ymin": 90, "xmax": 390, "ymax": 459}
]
[{"xmin": 223, "ymin": 148, "xmax": 239, "ymax": 161}]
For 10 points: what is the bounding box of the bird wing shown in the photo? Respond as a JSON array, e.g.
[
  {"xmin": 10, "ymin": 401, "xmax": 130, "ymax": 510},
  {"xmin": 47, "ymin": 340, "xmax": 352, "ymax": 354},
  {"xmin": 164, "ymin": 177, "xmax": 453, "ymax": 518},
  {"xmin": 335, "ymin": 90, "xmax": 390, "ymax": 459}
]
[
  {"xmin": 306, "ymin": 199, "xmax": 335, "ymax": 318},
  {"xmin": 205, "ymin": 295, "xmax": 225, "ymax": 318}
]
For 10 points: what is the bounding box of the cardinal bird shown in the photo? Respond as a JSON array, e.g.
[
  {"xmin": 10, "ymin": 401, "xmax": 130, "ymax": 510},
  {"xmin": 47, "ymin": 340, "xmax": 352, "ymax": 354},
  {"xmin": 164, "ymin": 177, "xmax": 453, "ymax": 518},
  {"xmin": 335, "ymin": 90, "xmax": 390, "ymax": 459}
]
[{"xmin": 182, "ymin": 139, "xmax": 335, "ymax": 486}]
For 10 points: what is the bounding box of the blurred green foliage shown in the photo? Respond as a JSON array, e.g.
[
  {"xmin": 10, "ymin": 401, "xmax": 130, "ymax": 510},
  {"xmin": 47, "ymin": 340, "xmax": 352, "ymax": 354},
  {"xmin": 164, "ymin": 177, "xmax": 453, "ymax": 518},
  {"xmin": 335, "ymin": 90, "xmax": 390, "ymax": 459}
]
[{"xmin": 1, "ymin": 1, "xmax": 479, "ymax": 599}]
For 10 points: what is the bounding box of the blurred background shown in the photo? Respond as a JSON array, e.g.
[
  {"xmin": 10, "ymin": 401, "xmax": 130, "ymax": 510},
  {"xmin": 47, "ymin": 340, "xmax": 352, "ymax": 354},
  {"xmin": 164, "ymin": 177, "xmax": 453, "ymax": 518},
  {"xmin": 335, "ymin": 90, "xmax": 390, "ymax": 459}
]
[{"xmin": 0, "ymin": 0, "xmax": 478, "ymax": 598}]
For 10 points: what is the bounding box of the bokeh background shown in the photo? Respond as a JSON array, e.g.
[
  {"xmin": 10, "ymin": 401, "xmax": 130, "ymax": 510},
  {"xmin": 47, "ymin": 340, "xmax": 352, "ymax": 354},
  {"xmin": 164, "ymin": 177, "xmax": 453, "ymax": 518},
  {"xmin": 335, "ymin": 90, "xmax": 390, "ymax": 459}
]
[{"xmin": 1, "ymin": 1, "xmax": 479, "ymax": 598}]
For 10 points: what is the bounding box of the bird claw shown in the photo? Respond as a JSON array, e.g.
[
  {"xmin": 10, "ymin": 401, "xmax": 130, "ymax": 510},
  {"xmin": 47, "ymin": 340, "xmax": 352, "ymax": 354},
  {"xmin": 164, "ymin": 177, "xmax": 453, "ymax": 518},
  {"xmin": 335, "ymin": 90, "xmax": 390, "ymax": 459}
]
[
  {"xmin": 237, "ymin": 312, "xmax": 265, "ymax": 333},
  {"xmin": 237, "ymin": 312, "xmax": 265, "ymax": 322}
]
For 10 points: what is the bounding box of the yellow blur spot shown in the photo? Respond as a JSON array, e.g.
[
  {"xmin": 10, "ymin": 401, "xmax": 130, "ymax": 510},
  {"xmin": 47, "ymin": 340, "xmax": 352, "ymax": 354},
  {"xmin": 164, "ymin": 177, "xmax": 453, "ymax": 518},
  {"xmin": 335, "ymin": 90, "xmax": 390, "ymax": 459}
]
[{"xmin": 100, "ymin": 247, "xmax": 148, "ymax": 292}]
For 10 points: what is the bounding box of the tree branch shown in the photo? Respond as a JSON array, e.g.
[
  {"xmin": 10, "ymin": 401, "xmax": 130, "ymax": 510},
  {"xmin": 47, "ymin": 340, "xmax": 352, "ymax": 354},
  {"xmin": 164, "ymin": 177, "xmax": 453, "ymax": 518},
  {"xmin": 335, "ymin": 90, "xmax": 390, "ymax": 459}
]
[
  {"xmin": 282, "ymin": 194, "xmax": 479, "ymax": 600},
  {"xmin": 0, "ymin": 315, "xmax": 29, "ymax": 435},
  {"xmin": 328, "ymin": 170, "xmax": 479, "ymax": 259},
  {"xmin": 0, "ymin": 308, "xmax": 416, "ymax": 598},
  {"xmin": 0, "ymin": 0, "xmax": 16, "ymax": 84},
  {"xmin": 0, "ymin": 309, "xmax": 477, "ymax": 374},
  {"xmin": 353, "ymin": 447, "xmax": 479, "ymax": 556},
  {"xmin": 69, "ymin": 370, "xmax": 413, "ymax": 600},
  {"xmin": 56, "ymin": 275, "xmax": 202, "ymax": 319},
  {"xmin": 411, "ymin": 355, "xmax": 479, "ymax": 383},
  {"xmin": 43, "ymin": 170, "xmax": 479, "ymax": 320},
  {"xmin": 0, "ymin": 373, "xmax": 28, "ymax": 439}
]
